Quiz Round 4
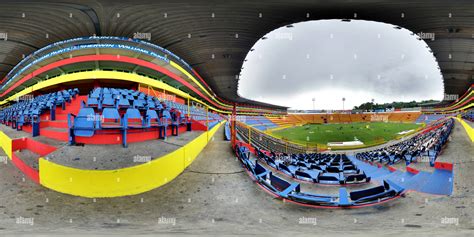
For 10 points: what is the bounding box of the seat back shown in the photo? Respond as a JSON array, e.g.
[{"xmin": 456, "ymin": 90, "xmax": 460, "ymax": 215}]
[
  {"xmin": 254, "ymin": 162, "xmax": 267, "ymax": 176},
  {"xmin": 295, "ymin": 170, "xmax": 312, "ymax": 180},
  {"xmin": 125, "ymin": 108, "xmax": 143, "ymax": 128},
  {"xmin": 101, "ymin": 108, "xmax": 121, "ymax": 128},
  {"xmin": 349, "ymin": 185, "xmax": 385, "ymax": 201},
  {"xmin": 278, "ymin": 163, "xmax": 292, "ymax": 175},
  {"xmin": 318, "ymin": 173, "xmax": 339, "ymax": 182},
  {"xmin": 102, "ymin": 97, "xmax": 115, "ymax": 107},
  {"xmin": 326, "ymin": 166, "xmax": 340, "ymax": 173},
  {"xmin": 345, "ymin": 173, "xmax": 367, "ymax": 183},
  {"xmin": 270, "ymin": 173, "xmax": 292, "ymax": 192},
  {"xmin": 118, "ymin": 97, "xmax": 130, "ymax": 108},
  {"xmin": 146, "ymin": 110, "xmax": 160, "ymax": 127},
  {"xmin": 73, "ymin": 108, "xmax": 96, "ymax": 137},
  {"xmin": 86, "ymin": 97, "xmax": 99, "ymax": 107}
]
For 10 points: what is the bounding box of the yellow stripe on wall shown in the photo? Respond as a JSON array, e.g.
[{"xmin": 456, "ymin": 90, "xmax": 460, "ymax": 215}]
[
  {"xmin": 170, "ymin": 61, "xmax": 231, "ymax": 109},
  {"xmin": 0, "ymin": 131, "xmax": 12, "ymax": 159},
  {"xmin": 454, "ymin": 117, "xmax": 474, "ymax": 143},
  {"xmin": 39, "ymin": 121, "xmax": 224, "ymax": 198}
]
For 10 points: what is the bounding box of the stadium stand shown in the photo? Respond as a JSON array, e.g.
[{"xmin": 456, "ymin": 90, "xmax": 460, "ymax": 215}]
[
  {"xmin": 224, "ymin": 121, "xmax": 231, "ymax": 141},
  {"xmin": 462, "ymin": 109, "xmax": 474, "ymax": 123},
  {"xmin": 0, "ymin": 88, "xmax": 79, "ymax": 135},
  {"xmin": 415, "ymin": 113, "xmax": 454, "ymax": 124},
  {"xmin": 235, "ymin": 144, "xmax": 405, "ymax": 208},
  {"xmin": 264, "ymin": 112, "xmax": 421, "ymax": 129},
  {"xmin": 238, "ymin": 115, "xmax": 279, "ymax": 131},
  {"xmin": 356, "ymin": 118, "xmax": 454, "ymax": 166},
  {"xmin": 254, "ymin": 149, "xmax": 371, "ymax": 184},
  {"xmin": 1, "ymin": 87, "xmax": 223, "ymax": 148}
]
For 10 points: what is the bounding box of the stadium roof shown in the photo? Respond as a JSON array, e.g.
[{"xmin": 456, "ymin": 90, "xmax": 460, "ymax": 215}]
[{"xmin": 0, "ymin": 0, "xmax": 472, "ymax": 109}]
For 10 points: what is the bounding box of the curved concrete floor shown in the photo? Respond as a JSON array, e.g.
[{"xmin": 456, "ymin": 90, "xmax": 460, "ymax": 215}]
[{"xmin": 0, "ymin": 125, "xmax": 473, "ymax": 235}]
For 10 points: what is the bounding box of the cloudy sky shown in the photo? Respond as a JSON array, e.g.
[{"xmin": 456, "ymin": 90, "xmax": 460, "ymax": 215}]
[{"xmin": 238, "ymin": 20, "xmax": 444, "ymax": 110}]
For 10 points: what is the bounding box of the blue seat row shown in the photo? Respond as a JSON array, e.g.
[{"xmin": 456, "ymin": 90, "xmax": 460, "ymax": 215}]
[
  {"xmin": 0, "ymin": 88, "xmax": 79, "ymax": 134},
  {"xmin": 236, "ymin": 145, "xmax": 405, "ymax": 207},
  {"xmin": 69, "ymin": 88, "xmax": 198, "ymax": 147},
  {"xmin": 356, "ymin": 118, "xmax": 454, "ymax": 167},
  {"xmin": 255, "ymin": 149, "xmax": 370, "ymax": 184},
  {"xmin": 86, "ymin": 87, "xmax": 222, "ymax": 129},
  {"xmin": 224, "ymin": 121, "xmax": 231, "ymax": 141}
]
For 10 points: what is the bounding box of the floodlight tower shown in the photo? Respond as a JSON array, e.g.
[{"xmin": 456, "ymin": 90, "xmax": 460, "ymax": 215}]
[
  {"xmin": 312, "ymin": 97, "xmax": 316, "ymax": 110},
  {"xmin": 342, "ymin": 97, "xmax": 346, "ymax": 110}
]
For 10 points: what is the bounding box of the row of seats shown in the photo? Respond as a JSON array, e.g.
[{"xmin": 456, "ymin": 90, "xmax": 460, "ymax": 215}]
[
  {"xmin": 238, "ymin": 116, "xmax": 279, "ymax": 131},
  {"xmin": 415, "ymin": 114, "xmax": 452, "ymax": 124},
  {"xmin": 85, "ymin": 87, "xmax": 222, "ymax": 126},
  {"xmin": 0, "ymin": 89, "xmax": 79, "ymax": 133},
  {"xmin": 356, "ymin": 118, "xmax": 454, "ymax": 166},
  {"xmin": 69, "ymin": 87, "xmax": 224, "ymax": 147},
  {"xmin": 224, "ymin": 121, "xmax": 231, "ymax": 141},
  {"xmin": 70, "ymin": 88, "xmax": 193, "ymax": 147},
  {"xmin": 255, "ymin": 149, "xmax": 370, "ymax": 184},
  {"xmin": 236, "ymin": 145, "xmax": 405, "ymax": 207},
  {"xmin": 461, "ymin": 109, "xmax": 474, "ymax": 122},
  {"xmin": 86, "ymin": 88, "xmax": 174, "ymax": 112}
]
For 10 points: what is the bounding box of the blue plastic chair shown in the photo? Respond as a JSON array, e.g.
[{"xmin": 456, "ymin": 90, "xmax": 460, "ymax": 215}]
[
  {"xmin": 100, "ymin": 108, "xmax": 122, "ymax": 129},
  {"xmin": 125, "ymin": 108, "xmax": 144, "ymax": 128},
  {"xmin": 68, "ymin": 108, "xmax": 96, "ymax": 145}
]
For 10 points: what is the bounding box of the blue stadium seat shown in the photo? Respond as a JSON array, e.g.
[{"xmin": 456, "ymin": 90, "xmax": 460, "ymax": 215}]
[
  {"xmin": 124, "ymin": 108, "xmax": 144, "ymax": 128},
  {"xmin": 100, "ymin": 108, "xmax": 122, "ymax": 129},
  {"xmin": 117, "ymin": 96, "xmax": 130, "ymax": 109},
  {"xmin": 133, "ymin": 99, "xmax": 146, "ymax": 110},
  {"xmin": 145, "ymin": 109, "xmax": 160, "ymax": 127},
  {"xmin": 101, "ymin": 97, "xmax": 116, "ymax": 108},
  {"xmin": 86, "ymin": 97, "xmax": 99, "ymax": 108},
  {"xmin": 68, "ymin": 108, "xmax": 97, "ymax": 145}
]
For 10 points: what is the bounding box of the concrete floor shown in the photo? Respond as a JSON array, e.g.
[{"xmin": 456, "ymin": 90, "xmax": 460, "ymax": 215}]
[
  {"xmin": 0, "ymin": 124, "xmax": 203, "ymax": 170},
  {"xmin": 46, "ymin": 130, "xmax": 203, "ymax": 170},
  {"xmin": 0, "ymin": 124, "xmax": 473, "ymax": 235}
]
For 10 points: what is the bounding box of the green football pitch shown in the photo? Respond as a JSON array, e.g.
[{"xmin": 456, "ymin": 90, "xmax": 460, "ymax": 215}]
[{"xmin": 270, "ymin": 122, "xmax": 422, "ymax": 145}]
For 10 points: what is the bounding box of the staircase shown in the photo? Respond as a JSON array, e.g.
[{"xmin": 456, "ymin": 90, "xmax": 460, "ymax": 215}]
[{"xmin": 39, "ymin": 95, "xmax": 86, "ymax": 141}]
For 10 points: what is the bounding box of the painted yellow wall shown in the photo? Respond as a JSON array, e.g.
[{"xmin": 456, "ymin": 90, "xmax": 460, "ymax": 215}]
[
  {"xmin": 0, "ymin": 131, "xmax": 12, "ymax": 159},
  {"xmin": 38, "ymin": 121, "xmax": 224, "ymax": 198},
  {"xmin": 454, "ymin": 117, "xmax": 474, "ymax": 143}
]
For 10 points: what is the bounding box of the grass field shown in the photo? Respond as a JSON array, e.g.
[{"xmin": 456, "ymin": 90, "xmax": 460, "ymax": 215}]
[{"xmin": 270, "ymin": 122, "xmax": 422, "ymax": 145}]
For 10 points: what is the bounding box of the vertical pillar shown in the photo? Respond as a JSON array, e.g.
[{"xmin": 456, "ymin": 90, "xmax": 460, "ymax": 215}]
[
  {"xmin": 248, "ymin": 126, "xmax": 251, "ymax": 146},
  {"xmin": 231, "ymin": 103, "xmax": 237, "ymax": 147},
  {"xmin": 206, "ymin": 106, "xmax": 209, "ymax": 131},
  {"xmin": 187, "ymin": 97, "xmax": 190, "ymax": 117}
]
